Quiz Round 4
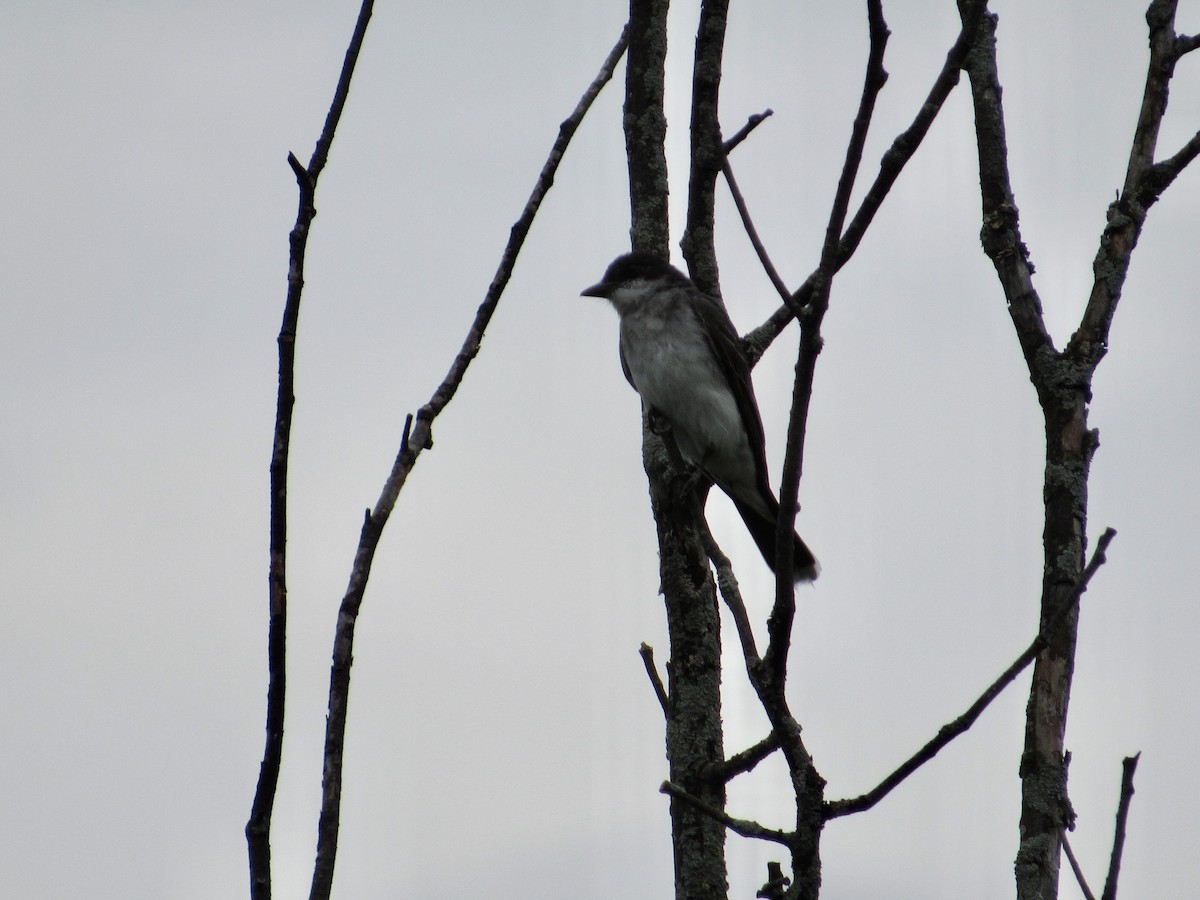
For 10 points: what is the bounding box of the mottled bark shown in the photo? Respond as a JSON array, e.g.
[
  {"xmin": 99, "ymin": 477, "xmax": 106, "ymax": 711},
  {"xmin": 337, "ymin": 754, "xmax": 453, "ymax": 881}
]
[
  {"xmin": 958, "ymin": 4, "xmax": 1197, "ymax": 897},
  {"xmin": 626, "ymin": 2, "xmax": 730, "ymax": 898}
]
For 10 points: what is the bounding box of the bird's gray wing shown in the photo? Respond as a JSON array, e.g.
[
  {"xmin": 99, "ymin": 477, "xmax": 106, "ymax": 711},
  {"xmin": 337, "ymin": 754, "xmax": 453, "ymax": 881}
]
[
  {"xmin": 689, "ymin": 293, "xmax": 775, "ymax": 498},
  {"xmin": 617, "ymin": 341, "xmax": 637, "ymax": 390}
]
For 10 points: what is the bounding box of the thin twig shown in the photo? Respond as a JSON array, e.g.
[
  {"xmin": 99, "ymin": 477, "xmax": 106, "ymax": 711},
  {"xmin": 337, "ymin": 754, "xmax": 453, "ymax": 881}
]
[
  {"xmin": 723, "ymin": 108, "xmax": 774, "ymax": 155},
  {"xmin": 246, "ymin": 4, "xmax": 376, "ymax": 899},
  {"xmin": 660, "ymin": 781, "xmax": 794, "ymax": 846},
  {"xmin": 1100, "ymin": 754, "xmax": 1141, "ymax": 900},
  {"xmin": 698, "ymin": 516, "xmax": 761, "ymax": 666},
  {"xmin": 836, "ymin": 0, "xmax": 987, "ymax": 263},
  {"xmin": 743, "ymin": 0, "xmax": 989, "ymax": 393},
  {"xmin": 764, "ymin": 0, "xmax": 893, "ymax": 681},
  {"xmin": 824, "ymin": 528, "xmax": 1117, "ymax": 820},
  {"xmin": 1137, "ymin": 126, "xmax": 1200, "ymax": 206},
  {"xmin": 823, "ymin": 0, "xmax": 890, "ymax": 262},
  {"xmin": 639, "ymin": 643, "xmax": 669, "ymax": 715},
  {"xmin": 722, "ymin": 159, "xmax": 794, "ymax": 306},
  {"xmin": 1062, "ymin": 832, "xmax": 1098, "ymax": 900},
  {"xmin": 704, "ymin": 732, "xmax": 782, "ymax": 783},
  {"xmin": 304, "ymin": 25, "xmax": 631, "ymax": 900}
]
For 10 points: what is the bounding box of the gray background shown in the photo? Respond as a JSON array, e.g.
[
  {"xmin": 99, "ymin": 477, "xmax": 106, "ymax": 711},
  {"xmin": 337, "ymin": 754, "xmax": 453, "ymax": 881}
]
[{"xmin": 3, "ymin": 2, "xmax": 1197, "ymax": 898}]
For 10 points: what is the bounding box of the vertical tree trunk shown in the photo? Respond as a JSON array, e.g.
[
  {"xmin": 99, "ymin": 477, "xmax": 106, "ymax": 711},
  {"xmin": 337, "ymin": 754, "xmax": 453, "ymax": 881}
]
[
  {"xmin": 1016, "ymin": 388, "xmax": 1096, "ymax": 899},
  {"xmin": 625, "ymin": 2, "xmax": 729, "ymax": 897}
]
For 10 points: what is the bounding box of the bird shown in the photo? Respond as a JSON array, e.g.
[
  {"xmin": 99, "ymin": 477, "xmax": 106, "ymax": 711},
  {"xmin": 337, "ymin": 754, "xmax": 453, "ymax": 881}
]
[{"xmin": 582, "ymin": 251, "xmax": 818, "ymax": 582}]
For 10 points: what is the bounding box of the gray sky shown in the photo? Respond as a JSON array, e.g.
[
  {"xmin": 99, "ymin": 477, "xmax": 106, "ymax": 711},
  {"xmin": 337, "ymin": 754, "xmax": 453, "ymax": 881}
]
[{"xmin": 3, "ymin": 2, "xmax": 1198, "ymax": 898}]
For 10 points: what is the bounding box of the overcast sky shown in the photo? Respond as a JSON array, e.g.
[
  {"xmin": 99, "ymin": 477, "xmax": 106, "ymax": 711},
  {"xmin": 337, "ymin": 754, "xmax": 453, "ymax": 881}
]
[{"xmin": 3, "ymin": 2, "xmax": 1199, "ymax": 899}]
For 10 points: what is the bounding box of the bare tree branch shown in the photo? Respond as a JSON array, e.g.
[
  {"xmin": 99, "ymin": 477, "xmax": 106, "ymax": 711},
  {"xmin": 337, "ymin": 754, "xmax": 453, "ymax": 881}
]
[
  {"xmin": 1062, "ymin": 832, "xmax": 1099, "ymax": 900},
  {"xmin": 1138, "ymin": 127, "xmax": 1200, "ymax": 205},
  {"xmin": 835, "ymin": 0, "xmax": 987, "ymax": 265},
  {"xmin": 821, "ymin": 0, "xmax": 890, "ymax": 265},
  {"xmin": 718, "ymin": 109, "xmax": 798, "ymax": 308},
  {"xmin": 661, "ymin": 781, "xmax": 795, "ymax": 846},
  {"xmin": 721, "ymin": 156, "xmax": 794, "ymax": 308},
  {"xmin": 1121, "ymin": 0, "xmax": 1181, "ymax": 197},
  {"xmin": 1100, "ymin": 754, "xmax": 1141, "ymax": 900},
  {"xmin": 705, "ymin": 733, "xmax": 782, "ymax": 783},
  {"xmin": 742, "ymin": 0, "xmax": 989, "ymax": 369},
  {"xmin": 824, "ymin": 528, "xmax": 1117, "ymax": 820},
  {"xmin": 303, "ymin": 26, "xmax": 630, "ymax": 900},
  {"xmin": 681, "ymin": 0, "xmax": 731, "ymax": 295},
  {"xmin": 1072, "ymin": 0, "xmax": 1197, "ymax": 362},
  {"xmin": 686, "ymin": 9, "xmax": 998, "ymax": 897},
  {"xmin": 959, "ymin": 7, "xmax": 1193, "ymax": 896},
  {"xmin": 765, "ymin": 0, "xmax": 892, "ymax": 682},
  {"xmin": 639, "ymin": 642, "xmax": 669, "ymax": 715},
  {"xmin": 247, "ymin": 3, "xmax": 376, "ymax": 897},
  {"xmin": 698, "ymin": 516, "xmax": 762, "ymax": 666},
  {"xmin": 722, "ymin": 108, "xmax": 774, "ymax": 155}
]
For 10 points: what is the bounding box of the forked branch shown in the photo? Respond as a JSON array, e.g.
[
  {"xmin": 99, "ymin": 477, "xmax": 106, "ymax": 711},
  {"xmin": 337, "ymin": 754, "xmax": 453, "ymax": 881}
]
[{"xmin": 739, "ymin": 0, "xmax": 989, "ymax": 361}]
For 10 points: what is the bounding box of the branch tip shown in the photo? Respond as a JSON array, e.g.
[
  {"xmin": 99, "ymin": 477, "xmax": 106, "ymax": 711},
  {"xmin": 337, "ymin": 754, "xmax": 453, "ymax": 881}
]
[
  {"xmin": 638, "ymin": 643, "xmax": 669, "ymax": 715},
  {"xmin": 722, "ymin": 109, "xmax": 775, "ymax": 155}
]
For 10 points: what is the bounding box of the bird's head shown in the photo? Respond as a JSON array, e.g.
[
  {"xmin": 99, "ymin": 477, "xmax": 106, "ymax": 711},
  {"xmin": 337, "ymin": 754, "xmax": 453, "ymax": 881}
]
[{"xmin": 581, "ymin": 252, "xmax": 687, "ymax": 314}]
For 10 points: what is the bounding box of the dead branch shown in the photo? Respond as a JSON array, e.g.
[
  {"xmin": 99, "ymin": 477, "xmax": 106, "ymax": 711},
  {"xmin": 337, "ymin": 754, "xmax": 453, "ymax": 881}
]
[
  {"xmin": 1062, "ymin": 832, "xmax": 1098, "ymax": 900},
  {"xmin": 698, "ymin": 515, "xmax": 762, "ymax": 666},
  {"xmin": 958, "ymin": 5, "xmax": 1196, "ymax": 896},
  {"xmin": 740, "ymin": 0, "xmax": 989, "ymax": 363},
  {"xmin": 246, "ymin": 3, "xmax": 376, "ymax": 897},
  {"xmin": 303, "ymin": 25, "xmax": 630, "ymax": 900},
  {"xmin": 639, "ymin": 642, "xmax": 669, "ymax": 715},
  {"xmin": 704, "ymin": 733, "xmax": 783, "ymax": 783},
  {"xmin": 1100, "ymin": 754, "xmax": 1141, "ymax": 900},
  {"xmin": 723, "ymin": 109, "xmax": 774, "ymax": 156}
]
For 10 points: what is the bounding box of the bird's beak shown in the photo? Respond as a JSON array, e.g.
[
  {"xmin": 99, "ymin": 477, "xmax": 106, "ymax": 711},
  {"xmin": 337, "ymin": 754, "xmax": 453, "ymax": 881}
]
[{"xmin": 580, "ymin": 280, "xmax": 610, "ymax": 299}]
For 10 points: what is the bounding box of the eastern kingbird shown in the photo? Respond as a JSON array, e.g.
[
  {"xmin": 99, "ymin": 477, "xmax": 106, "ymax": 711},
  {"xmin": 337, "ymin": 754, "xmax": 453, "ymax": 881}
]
[{"xmin": 582, "ymin": 252, "xmax": 818, "ymax": 582}]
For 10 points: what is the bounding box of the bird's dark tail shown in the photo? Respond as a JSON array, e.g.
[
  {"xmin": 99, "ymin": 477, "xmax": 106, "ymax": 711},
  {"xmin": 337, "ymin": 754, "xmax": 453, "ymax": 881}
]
[{"xmin": 732, "ymin": 495, "xmax": 819, "ymax": 583}]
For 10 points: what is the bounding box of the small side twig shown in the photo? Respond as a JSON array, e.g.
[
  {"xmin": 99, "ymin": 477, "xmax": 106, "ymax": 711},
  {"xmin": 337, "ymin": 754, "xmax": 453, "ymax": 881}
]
[
  {"xmin": 722, "ymin": 108, "xmax": 774, "ymax": 155},
  {"xmin": 722, "ymin": 159, "xmax": 794, "ymax": 307},
  {"xmin": 718, "ymin": 109, "xmax": 796, "ymax": 306},
  {"xmin": 743, "ymin": 0, "xmax": 989, "ymax": 360},
  {"xmin": 1137, "ymin": 127, "xmax": 1200, "ymax": 206},
  {"xmin": 246, "ymin": 4, "xmax": 376, "ymax": 899},
  {"xmin": 660, "ymin": 781, "xmax": 794, "ymax": 846},
  {"xmin": 1100, "ymin": 753, "xmax": 1141, "ymax": 900},
  {"xmin": 697, "ymin": 517, "xmax": 761, "ymax": 666},
  {"xmin": 703, "ymin": 732, "xmax": 781, "ymax": 783},
  {"xmin": 824, "ymin": 528, "xmax": 1117, "ymax": 820},
  {"xmin": 638, "ymin": 643, "xmax": 669, "ymax": 715},
  {"xmin": 1062, "ymin": 832, "xmax": 1098, "ymax": 900}
]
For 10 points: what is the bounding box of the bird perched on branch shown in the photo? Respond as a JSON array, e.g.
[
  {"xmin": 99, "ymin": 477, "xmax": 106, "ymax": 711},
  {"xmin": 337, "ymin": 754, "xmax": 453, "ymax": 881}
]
[{"xmin": 582, "ymin": 252, "xmax": 818, "ymax": 582}]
